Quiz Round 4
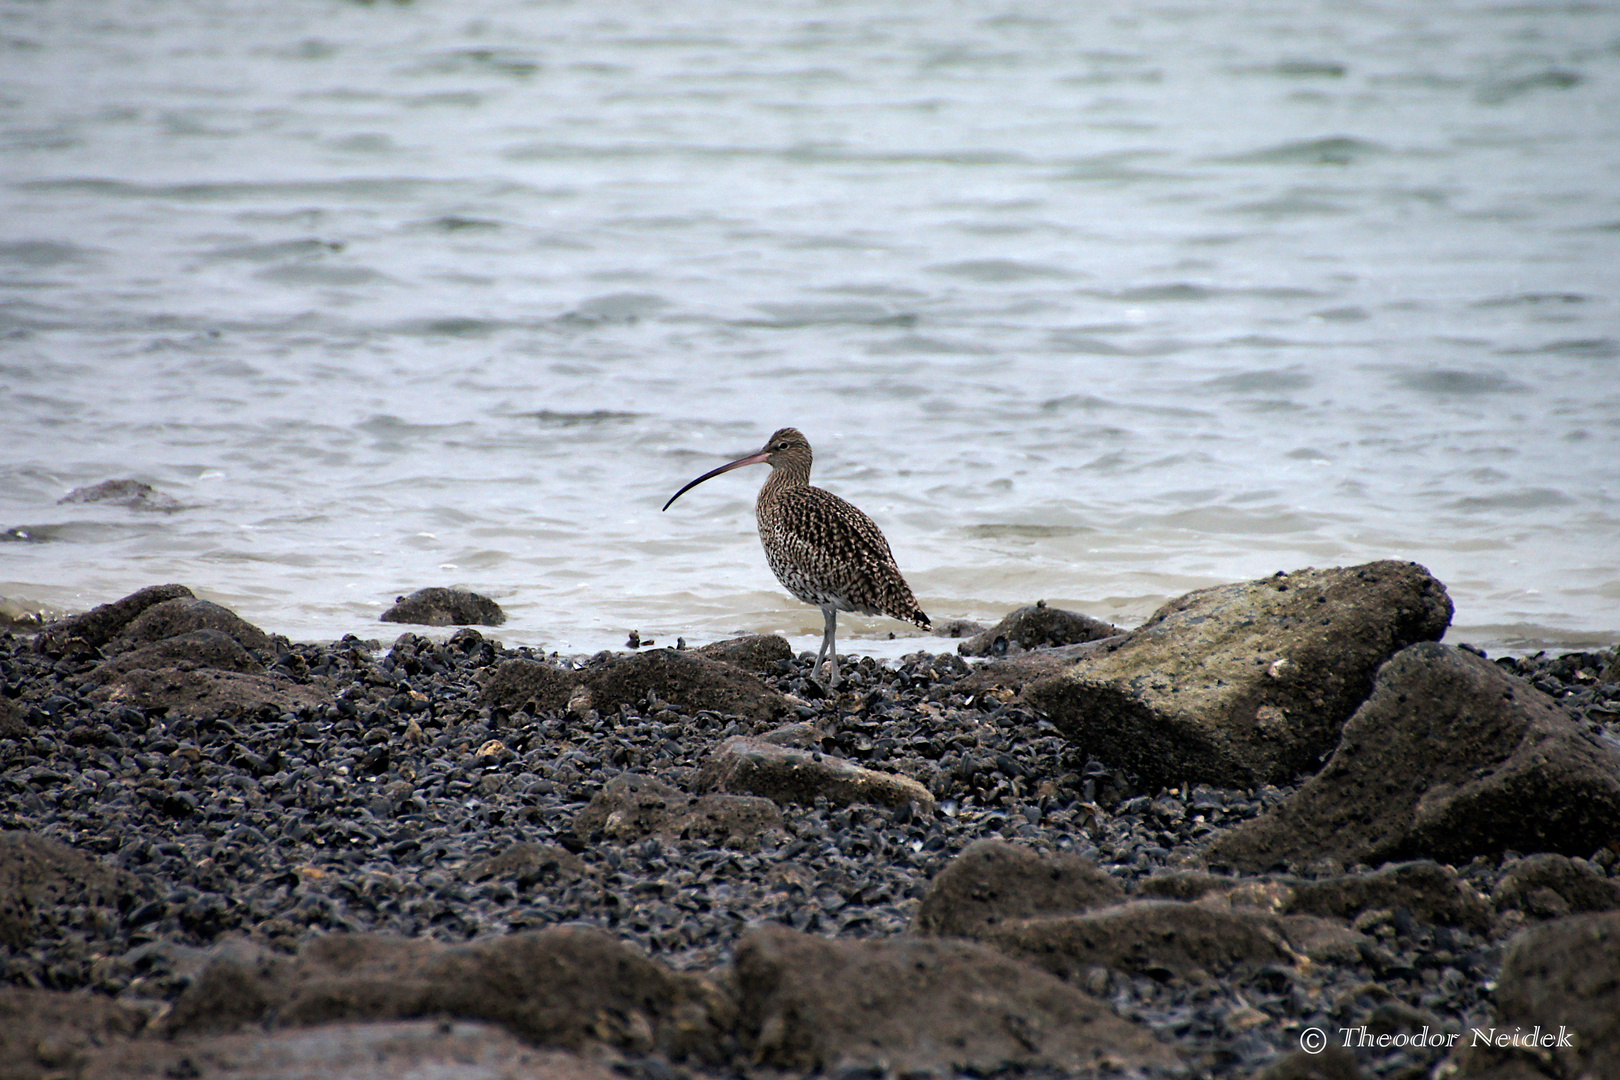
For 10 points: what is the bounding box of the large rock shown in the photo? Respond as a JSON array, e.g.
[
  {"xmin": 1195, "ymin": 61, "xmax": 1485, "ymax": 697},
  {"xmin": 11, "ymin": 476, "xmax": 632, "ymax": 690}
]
[
  {"xmin": 1455, "ymin": 912, "xmax": 1620, "ymax": 1080},
  {"xmin": 111, "ymin": 597, "xmax": 280, "ymax": 658},
  {"xmin": 380, "ymin": 587, "xmax": 506, "ymax": 627},
  {"xmin": 956, "ymin": 602, "xmax": 1122, "ymax": 657},
  {"xmin": 912, "ymin": 838, "xmax": 1125, "ymax": 937},
  {"xmin": 483, "ymin": 649, "xmax": 791, "ymax": 724},
  {"xmin": 732, "ymin": 922, "xmax": 1175, "ymax": 1074},
  {"xmin": 35, "ymin": 584, "xmax": 194, "ymax": 657},
  {"xmin": 697, "ymin": 736, "xmax": 934, "ymax": 811},
  {"xmin": 1022, "ymin": 561, "xmax": 1453, "ymax": 787},
  {"xmin": 87, "ymin": 629, "xmax": 267, "ymax": 682},
  {"xmin": 1206, "ymin": 643, "xmax": 1620, "ymax": 870},
  {"xmin": 164, "ymin": 928, "xmax": 731, "ymax": 1061}
]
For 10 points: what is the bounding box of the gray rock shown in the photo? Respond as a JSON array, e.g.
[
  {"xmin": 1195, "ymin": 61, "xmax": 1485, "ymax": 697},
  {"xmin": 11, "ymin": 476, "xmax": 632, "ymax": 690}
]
[
  {"xmin": 1206, "ymin": 643, "xmax": 1620, "ymax": 870},
  {"xmin": 697, "ymin": 736, "xmax": 934, "ymax": 811},
  {"xmin": 87, "ymin": 667, "xmax": 329, "ymax": 721},
  {"xmin": 956, "ymin": 601, "xmax": 1121, "ymax": 657},
  {"xmin": 732, "ymin": 922, "xmax": 1176, "ymax": 1074},
  {"xmin": 380, "ymin": 587, "xmax": 506, "ymax": 627},
  {"xmin": 1023, "ymin": 560, "xmax": 1453, "ymax": 787}
]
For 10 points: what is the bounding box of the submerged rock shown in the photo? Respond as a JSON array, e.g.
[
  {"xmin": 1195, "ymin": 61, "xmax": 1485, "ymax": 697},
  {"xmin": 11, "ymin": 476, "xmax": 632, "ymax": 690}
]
[
  {"xmin": 1206, "ymin": 642, "xmax": 1620, "ymax": 870},
  {"xmin": 58, "ymin": 479, "xmax": 182, "ymax": 512},
  {"xmin": 380, "ymin": 587, "xmax": 506, "ymax": 627},
  {"xmin": 1023, "ymin": 561, "xmax": 1455, "ymax": 788}
]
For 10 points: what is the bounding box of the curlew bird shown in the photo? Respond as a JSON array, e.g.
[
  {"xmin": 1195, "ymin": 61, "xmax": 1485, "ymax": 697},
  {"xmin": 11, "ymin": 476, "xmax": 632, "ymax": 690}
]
[{"xmin": 663, "ymin": 427, "xmax": 930, "ymax": 688}]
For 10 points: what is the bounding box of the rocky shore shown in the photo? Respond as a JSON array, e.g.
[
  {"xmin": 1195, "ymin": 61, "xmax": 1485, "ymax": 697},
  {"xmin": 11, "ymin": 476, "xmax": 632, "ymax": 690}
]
[{"xmin": 2, "ymin": 563, "xmax": 1618, "ymax": 1079}]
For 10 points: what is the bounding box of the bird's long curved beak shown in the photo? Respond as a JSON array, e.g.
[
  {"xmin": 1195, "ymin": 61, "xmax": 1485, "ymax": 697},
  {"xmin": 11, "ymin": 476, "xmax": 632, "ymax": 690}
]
[{"xmin": 661, "ymin": 448, "xmax": 771, "ymax": 511}]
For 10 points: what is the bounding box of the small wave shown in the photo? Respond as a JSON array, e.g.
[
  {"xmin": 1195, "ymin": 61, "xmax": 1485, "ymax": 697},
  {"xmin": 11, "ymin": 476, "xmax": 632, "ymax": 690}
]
[
  {"xmin": 737, "ymin": 301, "xmax": 915, "ymax": 329},
  {"xmin": 1394, "ymin": 369, "xmax": 1529, "ymax": 395},
  {"xmin": 1477, "ymin": 70, "xmax": 1580, "ymax": 105},
  {"xmin": 927, "ymin": 259, "xmax": 1076, "ymax": 282},
  {"xmin": 206, "ymin": 239, "xmax": 344, "ymax": 263},
  {"xmin": 1216, "ymin": 136, "xmax": 1386, "ymax": 166},
  {"xmin": 530, "ymin": 410, "xmax": 644, "ymax": 427},
  {"xmin": 0, "ymin": 239, "xmax": 100, "ymax": 267},
  {"xmin": 1447, "ymin": 488, "xmax": 1578, "ymax": 512}
]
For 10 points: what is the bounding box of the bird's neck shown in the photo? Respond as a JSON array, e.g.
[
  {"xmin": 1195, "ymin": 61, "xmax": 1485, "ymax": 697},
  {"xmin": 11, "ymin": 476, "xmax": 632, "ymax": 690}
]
[{"xmin": 759, "ymin": 455, "xmax": 811, "ymax": 503}]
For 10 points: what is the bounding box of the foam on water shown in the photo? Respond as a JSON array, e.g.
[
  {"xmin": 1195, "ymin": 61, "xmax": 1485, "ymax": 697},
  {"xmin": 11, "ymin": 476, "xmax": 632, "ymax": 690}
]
[{"xmin": 2, "ymin": 0, "xmax": 1617, "ymax": 656}]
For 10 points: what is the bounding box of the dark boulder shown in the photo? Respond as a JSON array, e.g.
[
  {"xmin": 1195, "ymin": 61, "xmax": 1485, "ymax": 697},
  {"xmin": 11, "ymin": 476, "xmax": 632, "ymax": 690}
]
[
  {"xmin": 956, "ymin": 601, "xmax": 1121, "ymax": 657},
  {"xmin": 87, "ymin": 628, "xmax": 266, "ymax": 682},
  {"xmin": 0, "ymin": 986, "xmax": 150, "ymax": 1080},
  {"xmin": 380, "ymin": 587, "xmax": 506, "ymax": 627},
  {"xmin": 1023, "ymin": 561, "xmax": 1453, "ymax": 788},
  {"xmin": 87, "ymin": 666, "xmax": 329, "ymax": 721},
  {"xmin": 1206, "ymin": 643, "xmax": 1620, "ymax": 870},
  {"xmin": 111, "ymin": 597, "xmax": 280, "ymax": 658},
  {"xmin": 35, "ymin": 584, "xmax": 194, "ymax": 657}
]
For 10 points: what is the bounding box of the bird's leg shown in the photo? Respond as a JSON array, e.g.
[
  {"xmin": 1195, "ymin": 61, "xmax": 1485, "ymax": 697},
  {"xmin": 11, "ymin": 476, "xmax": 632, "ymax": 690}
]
[{"xmin": 816, "ymin": 606, "xmax": 839, "ymax": 690}]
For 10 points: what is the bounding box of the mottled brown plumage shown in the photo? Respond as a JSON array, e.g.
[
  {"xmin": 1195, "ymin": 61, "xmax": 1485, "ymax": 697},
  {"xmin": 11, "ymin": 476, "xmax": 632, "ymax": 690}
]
[{"xmin": 663, "ymin": 427, "xmax": 929, "ymax": 687}]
